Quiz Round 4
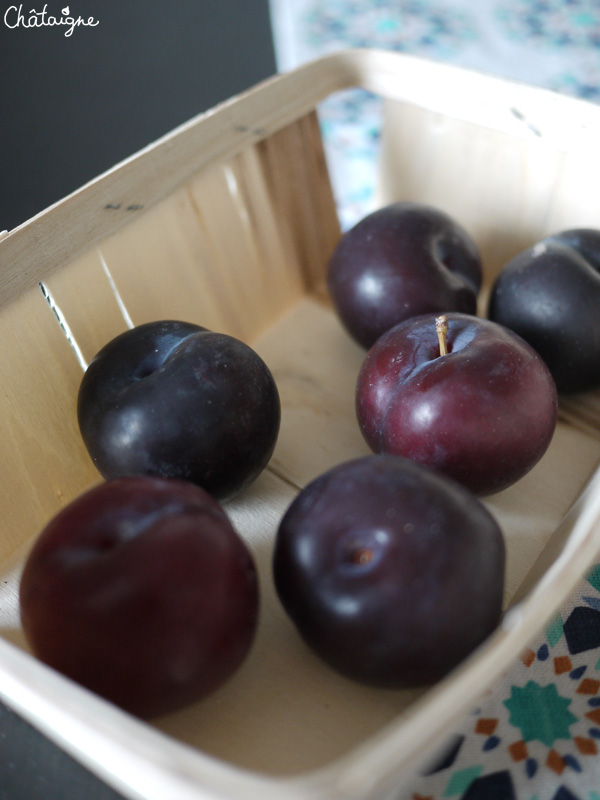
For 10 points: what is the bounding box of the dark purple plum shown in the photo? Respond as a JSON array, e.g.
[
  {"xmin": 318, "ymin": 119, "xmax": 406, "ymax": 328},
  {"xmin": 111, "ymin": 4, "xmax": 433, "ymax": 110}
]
[
  {"xmin": 19, "ymin": 476, "xmax": 259, "ymax": 719},
  {"xmin": 77, "ymin": 320, "xmax": 280, "ymax": 500},
  {"xmin": 356, "ymin": 313, "xmax": 557, "ymax": 496},
  {"xmin": 488, "ymin": 228, "xmax": 600, "ymax": 393},
  {"xmin": 327, "ymin": 202, "xmax": 482, "ymax": 349},
  {"xmin": 273, "ymin": 455, "xmax": 505, "ymax": 688}
]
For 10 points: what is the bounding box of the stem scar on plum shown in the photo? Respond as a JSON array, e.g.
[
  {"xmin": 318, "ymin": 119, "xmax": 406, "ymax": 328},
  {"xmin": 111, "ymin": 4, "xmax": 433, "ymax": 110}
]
[{"xmin": 350, "ymin": 547, "xmax": 374, "ymax": 566}]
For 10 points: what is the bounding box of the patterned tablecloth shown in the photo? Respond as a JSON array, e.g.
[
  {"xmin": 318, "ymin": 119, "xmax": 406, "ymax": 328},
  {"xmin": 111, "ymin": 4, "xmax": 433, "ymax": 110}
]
[{"xmin": 268, "ymin": 3, "xmax": 600, "ymax": 798}]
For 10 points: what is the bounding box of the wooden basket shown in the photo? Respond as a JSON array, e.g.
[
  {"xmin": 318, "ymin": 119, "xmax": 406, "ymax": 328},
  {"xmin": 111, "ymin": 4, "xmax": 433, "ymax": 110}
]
[{"xmin": 2, "ymin": 48, "xmax": 600, "ymax": 799}]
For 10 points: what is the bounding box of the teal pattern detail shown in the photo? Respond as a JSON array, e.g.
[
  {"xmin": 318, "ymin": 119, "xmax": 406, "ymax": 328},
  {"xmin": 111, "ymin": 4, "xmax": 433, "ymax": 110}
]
[
  {"xmin": 546, "ymin": 614, "xmax": 564, "ymax": 648},
  {"xmin": 504, "ymin": 681, "xmax": 578, "ymax": 746},
  {"xmin": 442, "ymin": 765, "xmax": 484, "ymax": 796},
  {"xmin": 587, "ymin": 564, "xmax": 600, "ymax": 594}
]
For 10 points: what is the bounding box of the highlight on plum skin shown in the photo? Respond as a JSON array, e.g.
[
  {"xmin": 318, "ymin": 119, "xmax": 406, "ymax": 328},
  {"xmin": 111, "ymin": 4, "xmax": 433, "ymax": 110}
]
[
  {"xmin": 272, "ymin": 455, "xmax": 506, "ymax": 689},
  {"xmin": 356, "ymin": 312, "xmax": 558, "ymax": 496},
  {"xmin": 77, "ymin": 320, "xmax": 281, "ymax": 501},
  {"xmin": 19, "ymin": 476, "xmax": 260, "ymax": 720}
]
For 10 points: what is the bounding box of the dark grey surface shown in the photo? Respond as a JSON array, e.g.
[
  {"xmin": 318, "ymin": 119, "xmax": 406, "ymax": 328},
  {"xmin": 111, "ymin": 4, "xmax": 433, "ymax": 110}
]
[
  {"xmin": 0, "ymin": 2, "xmax": 276, "ymax": 797},
  {"xmin": 0, "ymin": 701, "xmax": 126, "ymax": 800},
  {"xmin": 0, "ymin": 0, "xmax": 277, "ymax": 231}
]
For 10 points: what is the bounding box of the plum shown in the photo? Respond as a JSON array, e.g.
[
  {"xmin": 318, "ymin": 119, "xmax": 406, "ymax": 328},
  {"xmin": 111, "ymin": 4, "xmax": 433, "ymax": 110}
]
[
  {"xmin": 356, "ymin": 312, "xmax": 558, "ymax": 495},
  {"xmin": 327, "ymin": 202, "xmax": 482, "ymax": 349},
  {"xmin": 77, "ymin": 320, "xmax": 280, "ymax": 500},
  {"xmin": 272, "ymin": 455, "xmax": 505, "ymax": 688},
  {"xmin": 19, "ymin": 476, "xmax": 259, "ymax": 719},
  {"xmin": 488, "ymin": 228, "xmax": 600, "ymax": 393}
]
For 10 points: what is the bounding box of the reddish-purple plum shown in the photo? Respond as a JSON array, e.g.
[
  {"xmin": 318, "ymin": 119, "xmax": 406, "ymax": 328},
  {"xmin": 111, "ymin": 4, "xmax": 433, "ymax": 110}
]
[
  {"xmin": 77, "ymin": 320, "xmax": 280, "ymax": 500},
  {"xmin": 356, "ymin": 313, "xmax": 558, "ymax": 495},
  {"xmin": 327, "ymin": 202, "xmax": 482, "ymax": 349},
  {"xmin": 273, "ymin": 455, "xmax": 505, "ymax": 687},
  {"xmin": 19, "ymin": 477, "xmax": 259, "ymax": 719},
  {"xmin": 489, "ymin": 228, "xmax": 600, "ymax": 393}
]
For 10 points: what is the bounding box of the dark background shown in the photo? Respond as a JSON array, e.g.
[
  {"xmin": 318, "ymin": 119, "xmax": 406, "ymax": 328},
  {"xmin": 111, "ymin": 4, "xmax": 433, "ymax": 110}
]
[
  {"xmin": 0, "ymin": 0, "xmax": 277, "ymax": 231},
  {"xmin": 0, "ymin": 2, "xmax": 276, "ymax": 797}
]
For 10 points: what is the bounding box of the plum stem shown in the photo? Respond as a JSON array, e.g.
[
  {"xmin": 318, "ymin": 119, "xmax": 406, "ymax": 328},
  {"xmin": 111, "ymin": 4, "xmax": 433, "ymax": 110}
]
[{"xmin": 436, "ymin": 315, "xmax": 449, "ymax": 356}]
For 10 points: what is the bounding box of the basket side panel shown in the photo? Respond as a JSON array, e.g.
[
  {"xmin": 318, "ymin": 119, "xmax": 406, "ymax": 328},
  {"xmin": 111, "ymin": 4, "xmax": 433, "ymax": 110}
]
[
  {"xmin": 256, "ymin": 111, "xmax": 341, "ymax": 298},
  {"xmin": 42, "ymin": 249, "xmax": 134, "ymax": 369},
  {"xmin": 0, "ymin": 287, "xmax": 99, "ymax": 562},
  {"xmin": 378, "ymin": 100, "xmax": 600, "ymax": 281},
  {"xmin": 42, "ymin": 112, "xmax": 339, "ymax": 352}
]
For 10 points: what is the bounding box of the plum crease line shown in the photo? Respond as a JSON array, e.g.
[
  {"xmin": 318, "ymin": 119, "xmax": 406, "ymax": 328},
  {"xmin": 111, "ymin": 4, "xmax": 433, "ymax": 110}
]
[
  {"xmin": 98, "ymin": 249, "xmax": 134, "ymax": 330},
  {"xmin": 38, "ymin": 282, "xmax": 88, "ymax": 371}
]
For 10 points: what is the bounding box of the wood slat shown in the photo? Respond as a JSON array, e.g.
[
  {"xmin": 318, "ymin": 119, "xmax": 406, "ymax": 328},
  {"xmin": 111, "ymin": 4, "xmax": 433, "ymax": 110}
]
[
  {"xmin": 41, "ymin": 247, "xmax": 132, "ymax": 369},
  {"xmin": 96, "ymin": 181, "xmax": 237, "ymax": 335},
  {"xmin": 379, "ymin": 100, "xmax": 600, "ymax": 283},
  {"xmin": 183, "ymin": 154, "xmax": 305, "ymax": 341},
  {"xmin": 256, "ymin": 111, "xmax": 341, "ymax": 297},
  {"xmin": 43, "ymin": 113, "xmax": 337, "ymax": 350},
  {"xmin": 0, "ymin": 286, "xmax": 100, "ymax": 562},
  {"xmin": 559, "ymin": 393, "xmax": 600, "ymax": 442},
  {"xmin": 254, "ymin": 298, "xmax": 370, "ymax": 489}
]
